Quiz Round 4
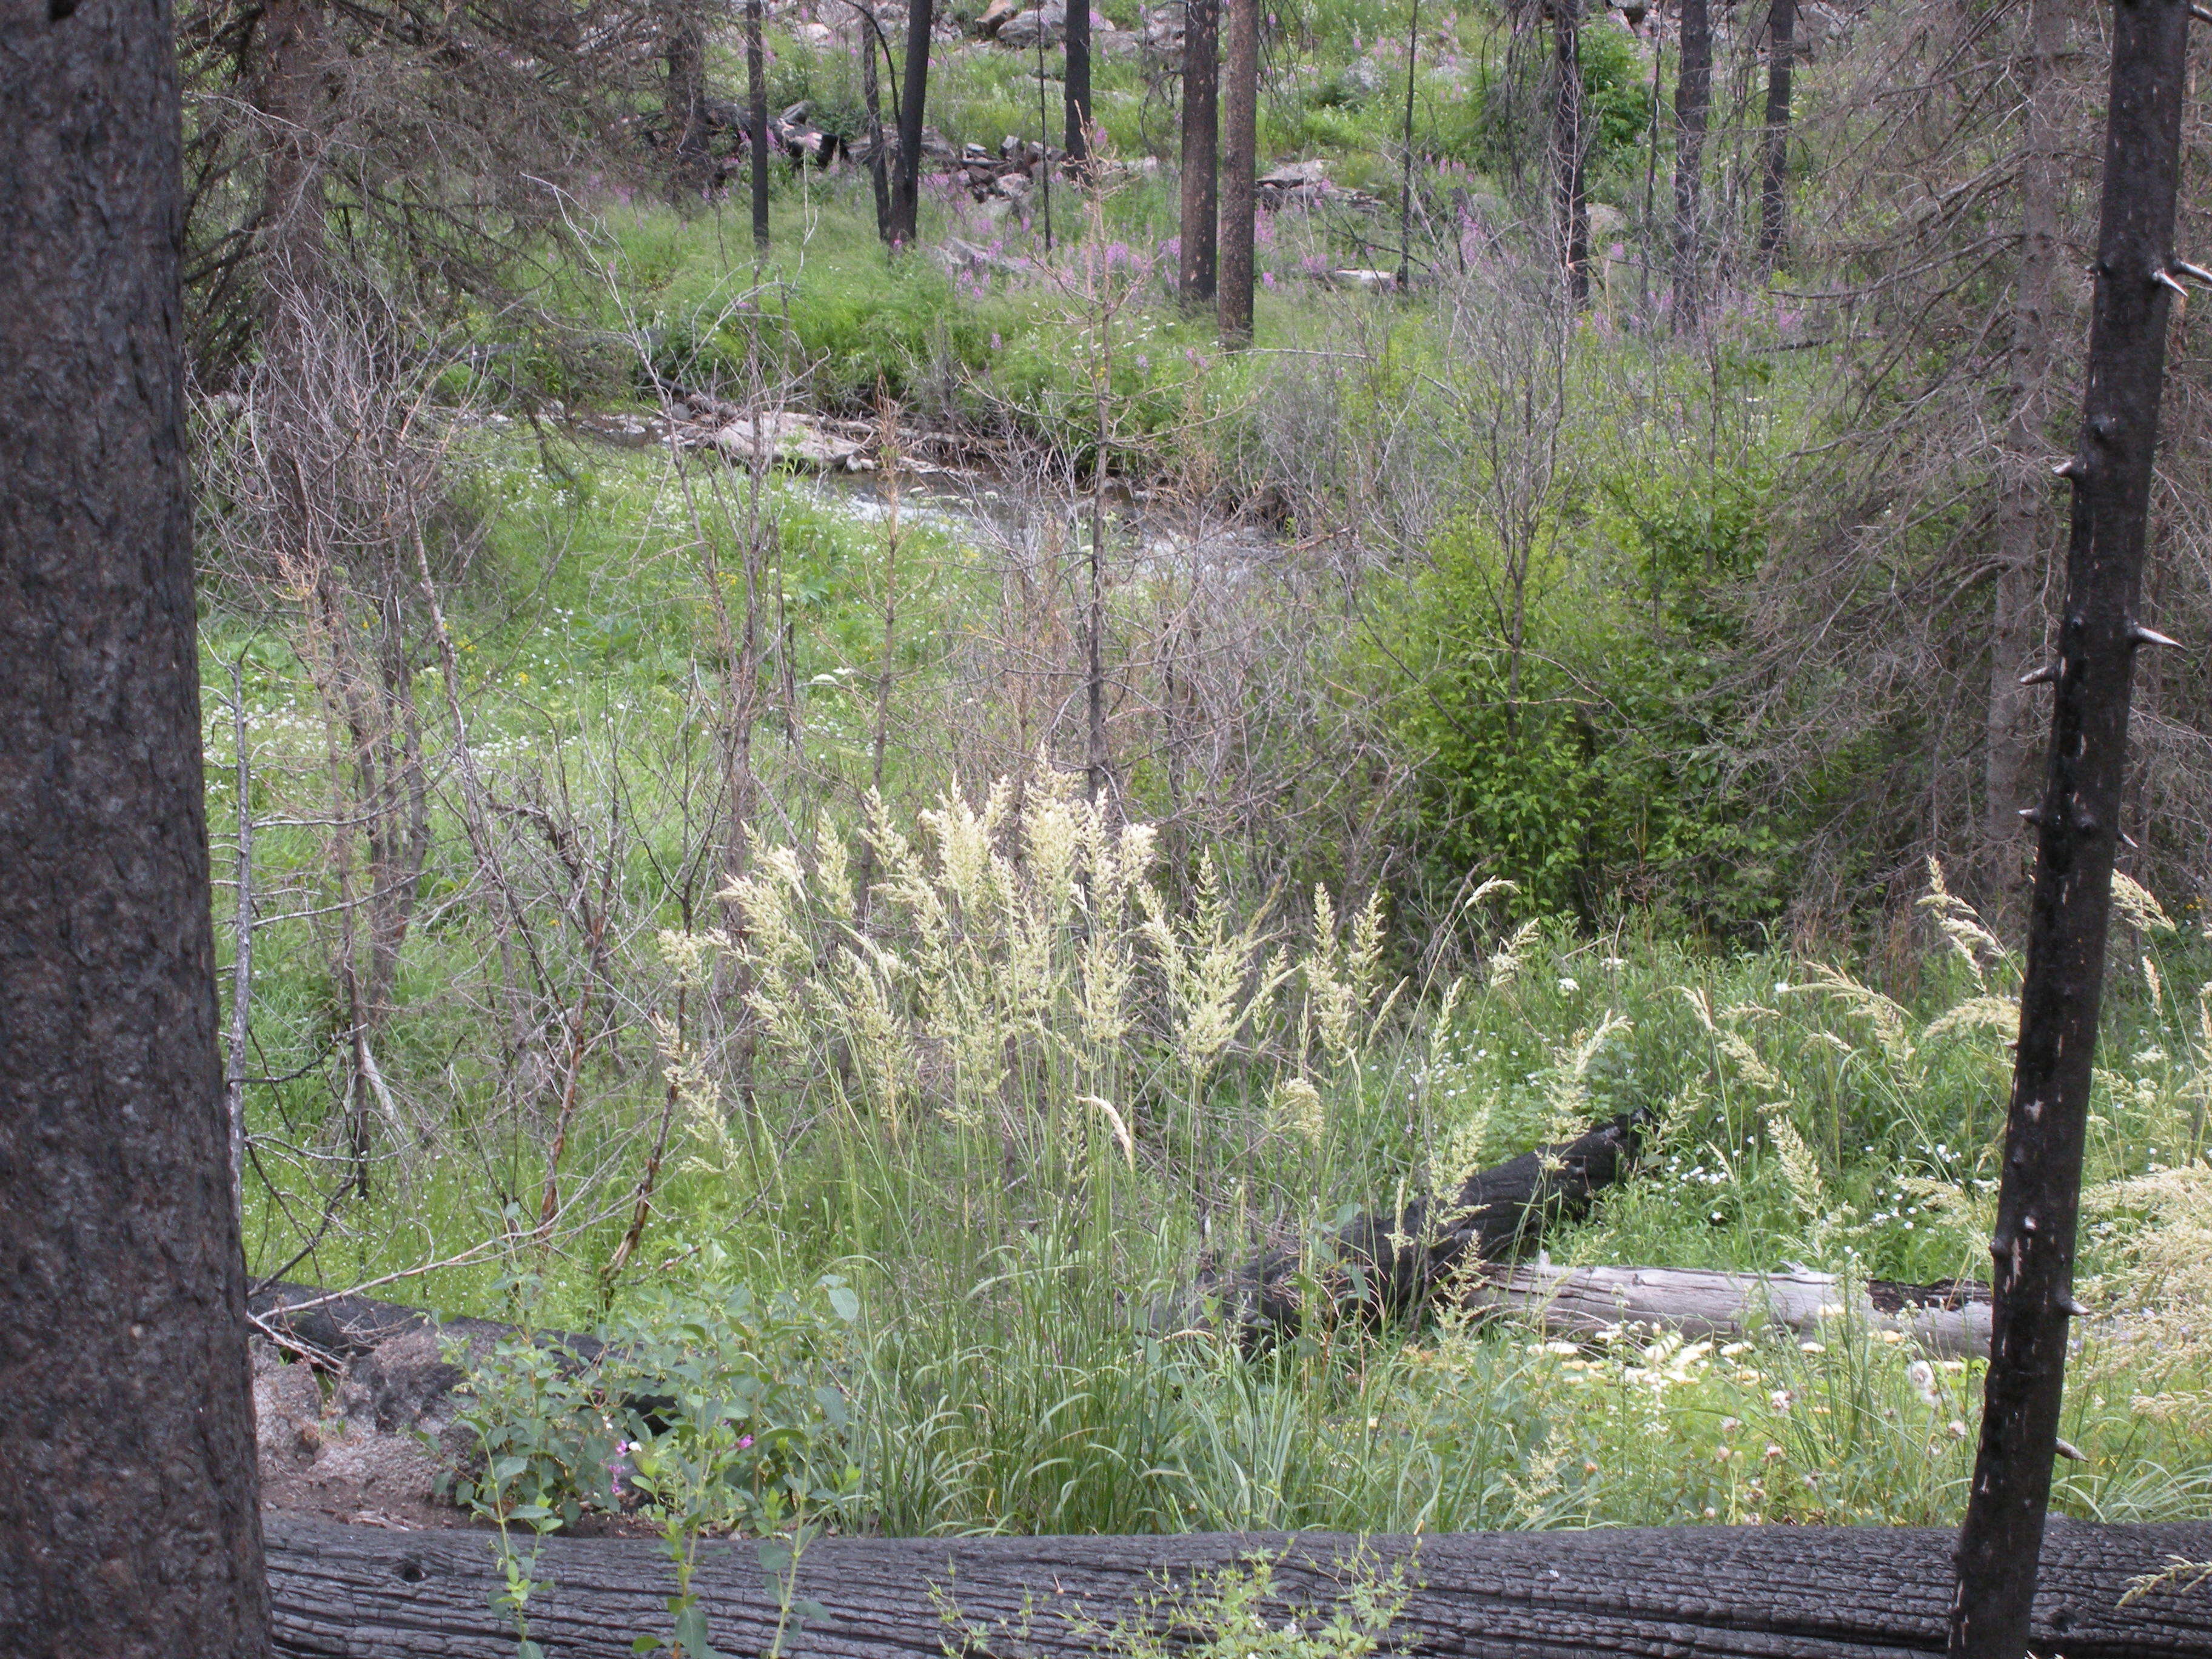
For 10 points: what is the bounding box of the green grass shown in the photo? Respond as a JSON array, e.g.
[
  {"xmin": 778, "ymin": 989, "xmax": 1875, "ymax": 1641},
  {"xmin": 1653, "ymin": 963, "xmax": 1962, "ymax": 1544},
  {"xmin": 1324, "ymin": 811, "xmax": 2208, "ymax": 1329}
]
[{"xmin": 197, "ymin": 6, "xmax": 2212, "ymax": 1555}]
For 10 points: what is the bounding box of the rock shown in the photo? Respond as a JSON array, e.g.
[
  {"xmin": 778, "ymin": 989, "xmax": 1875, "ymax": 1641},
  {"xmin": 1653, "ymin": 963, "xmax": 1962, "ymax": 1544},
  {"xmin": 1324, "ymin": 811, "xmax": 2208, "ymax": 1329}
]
[
  {"xmin": 1329, "ymin": 268, "xmax": 1399, "ymax": 292},
  {"xmin": 797, "ymin": 19, "xmax": 834, "ymax": 44},
  {"xmin": 977, "ymin": 0, "xmax": 1020, "ymax": 33},
  {"xmin": 996, "ymin": 4, "xmax": 1064, "ymax": 49},
  {"xmin": 696, "ymin": 411, "xmax": 877, "ymax": 473}
]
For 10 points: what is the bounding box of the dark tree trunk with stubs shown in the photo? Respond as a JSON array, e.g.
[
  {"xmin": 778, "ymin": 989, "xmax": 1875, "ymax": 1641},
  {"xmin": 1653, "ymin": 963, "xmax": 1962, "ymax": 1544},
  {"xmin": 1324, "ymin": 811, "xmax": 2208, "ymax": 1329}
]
[
  {"xmin": 1950, "ymin": 5, "xmax": 2195, "ymax": 1656},
  {"xmin": 748, "ymin": 0, "xmax": 770, "ymax": 247},
  {"xmin": 1064, "ymin": 0, "xmax": 1091, "ymax": 163},
  {"xmin": 1552, "ymin": 0, "xmax": 1588, "ymax": 307},
  {"xmin": 890, "ymin": 0, "xmax": 935, "ymax": 246},
  {"xmin": 1671, "ymin": 0, "xmax": 1711, "ymax": 326},
  {"xmin": 1757, "ymin": 0, "xmax": 1797, "ymax": 266},
  {"xmin": 260, "ymin": 1513, "xmax": 2212, "ymax": 1658},
  {"xmin": 1179, "ymin": 0, "xmax": 1219, "ymax": 303},
  {"xmin": 0, "ymin": 0, "xmax": 272, "ymax": 1651},
  {"xmin": 1217, "ymin": 0, "xmax": 1258, "ymax": 343}
]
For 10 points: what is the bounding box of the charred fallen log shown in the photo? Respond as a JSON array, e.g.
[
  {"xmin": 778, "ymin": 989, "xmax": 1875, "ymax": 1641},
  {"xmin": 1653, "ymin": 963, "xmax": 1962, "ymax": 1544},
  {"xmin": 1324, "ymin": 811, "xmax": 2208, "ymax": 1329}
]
[
  {"xmin": 1177, "ymin": 1114, "xmax": 1646, "ymax": 1345},
  {"xmin": 263, "ymin": 1513, "xmax": 2212, "ymax": 1658}
]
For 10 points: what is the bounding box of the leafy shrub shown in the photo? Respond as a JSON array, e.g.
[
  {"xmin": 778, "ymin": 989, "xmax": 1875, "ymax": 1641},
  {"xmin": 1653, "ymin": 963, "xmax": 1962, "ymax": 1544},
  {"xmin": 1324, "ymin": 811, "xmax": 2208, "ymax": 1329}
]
[
  {"xmin": 443, "ymin": 1275, "xmax": 865, "ymax": 1535},
  {"xmin": 1391, "ymin": 468, "xmax": 1792, "ymax": 929}
]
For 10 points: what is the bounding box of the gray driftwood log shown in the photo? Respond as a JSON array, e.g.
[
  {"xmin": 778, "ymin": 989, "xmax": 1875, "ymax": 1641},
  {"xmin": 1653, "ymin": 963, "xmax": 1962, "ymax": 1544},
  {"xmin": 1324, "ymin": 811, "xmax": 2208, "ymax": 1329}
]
[
  {"xmin": 1464, "ymin": 1264, "xmax": 1994, "ymax": 1359},
  {"xmin": 264, "ymin": 1513, "xmax": 2212, "ymax": 1657}
]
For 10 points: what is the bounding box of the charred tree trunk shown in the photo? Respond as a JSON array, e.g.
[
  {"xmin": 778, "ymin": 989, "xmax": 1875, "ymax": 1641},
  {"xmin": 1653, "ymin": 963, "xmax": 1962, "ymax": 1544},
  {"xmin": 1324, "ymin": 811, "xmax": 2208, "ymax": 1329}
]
[
  {"xmin": 747, "ymin": 0, "xmax": 770, "ymax": 248},
  {"xmin": 1981, "ymin": 0, "xmax": 2072, "ymax": 908},
  {"xmin": 1551, "ymin": 0, "xmax": 1589, "ymax": 307},
  {"xmin": 1671, "ymin": 0, "xmax": 1711, "ymax": 327},
  {"xmin": 1950, "ymin": 5, "xmax": 2195, "ymax": 1656},
  {"xmin": 1178, "ymin": 1114, "xmax": 1643, "ymax": 1344},
  {"xmin": 1064, "ymin": 0, "xmax": 1091, "ymax": 164},
  {"xmin": 857, "ymin": 1, "xmax": 893, "ymax": 243},
  {"xmin": 261, "ymin": 1513, "xmax": 2212, "ymax": 1659},
  {"xmin": 1216, "ymin": 0, "xmax": 1258, "ymax": 344},
  {"xmin": 1178, "ymin": 0, "xmax": 1219, "ymax": 304},
  {"xmin": 1756, "ymin": 0, "xmax": 1797, "ymax": 267},
  {"xmin": 890, "ymin": 0, "xmax": 935, "ymax": 246},
  {"xmin": 0, "ymin": 0, "xmax": 272, "ymax": 1649}
]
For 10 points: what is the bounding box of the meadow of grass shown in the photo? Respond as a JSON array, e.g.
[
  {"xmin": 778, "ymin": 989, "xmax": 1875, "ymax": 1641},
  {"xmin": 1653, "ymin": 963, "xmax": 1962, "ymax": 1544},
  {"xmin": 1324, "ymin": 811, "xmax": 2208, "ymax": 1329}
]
[{"xmin": 197, "ymin": 16, "xmax": 2212, "ymax": 1553}]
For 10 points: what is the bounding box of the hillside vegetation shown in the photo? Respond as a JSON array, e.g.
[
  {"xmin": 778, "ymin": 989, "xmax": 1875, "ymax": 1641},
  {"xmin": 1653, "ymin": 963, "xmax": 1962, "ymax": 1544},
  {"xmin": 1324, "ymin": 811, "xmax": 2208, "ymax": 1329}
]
[{"xmin": 189, "ymin": 0, "xmax": 2212, "ymax": 1552}]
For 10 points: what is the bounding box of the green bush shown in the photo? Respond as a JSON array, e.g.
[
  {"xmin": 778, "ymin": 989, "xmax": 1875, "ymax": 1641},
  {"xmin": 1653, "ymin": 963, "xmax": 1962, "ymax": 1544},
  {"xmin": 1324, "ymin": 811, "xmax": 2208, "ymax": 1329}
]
[
  {"xmin": 1392, "ymin": 469, "xmax": 1792, "ymax": 930},
  {"xmin": 442, "ymin": 1275, "xmax": 866, "ymax": 1536}
]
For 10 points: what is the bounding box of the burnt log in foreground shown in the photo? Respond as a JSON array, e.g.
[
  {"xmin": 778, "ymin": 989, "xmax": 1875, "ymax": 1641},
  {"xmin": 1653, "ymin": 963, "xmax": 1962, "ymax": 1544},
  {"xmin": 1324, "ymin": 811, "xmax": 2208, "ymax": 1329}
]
[
  {"xmin": 1179, "ymin": 1114, "xmax": 1646, "ymax": 1343},
  {"xmin": 263, "ymin": 1513, "xmax": 2212, "ymax": 1658}
]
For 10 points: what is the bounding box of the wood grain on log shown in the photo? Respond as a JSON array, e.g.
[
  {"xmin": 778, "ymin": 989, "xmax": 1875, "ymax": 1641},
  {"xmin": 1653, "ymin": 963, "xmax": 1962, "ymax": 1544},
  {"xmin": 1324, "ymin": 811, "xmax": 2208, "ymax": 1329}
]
[
  {"xmin": 263, "ymin": 1513, "xmax": 2212, "ymax": 1657},
  {"xmin": 1464, "ymin": 1264, "xmax": 1994, "ymax": 1359}
]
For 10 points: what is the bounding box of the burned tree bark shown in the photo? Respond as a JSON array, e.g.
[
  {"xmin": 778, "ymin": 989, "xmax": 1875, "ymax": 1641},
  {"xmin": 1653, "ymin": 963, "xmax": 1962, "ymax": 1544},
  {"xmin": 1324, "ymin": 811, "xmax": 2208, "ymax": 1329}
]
[
  {"xmin": 1951, "ymin": 5, "xmax": 2196, "ymax": 1657},
  {"xmin": 748, "ymin": 0, "xmax": 770, "ymax": 247},
  {"xmin": 1179, "ymin": 0, "xmax": 1220, "ymax": 304},
  {"xmin": 1179, "ymin": 1114, "xmax": 1643, "ymax": 1344},
  {"xmin": 1550, "ymin": 0, "xmax": 1589, "ymax": 307},
  {"xmin": 856, "ymin": 0, "xmax": 893, "ymax": 243},
  {"xmin": 0, "ymin": 0, "xmax": 272, "ymax": 1649},
  {"xmin": 261, "ymin": 1513, "xmax": 2212, "ymax": 1658},
  {"xmin": 1064, "ymin": 0, "xmax": 1092, "ymax": 164},
  {"xmin": 1756, "ymin": 0, "xmax": 1797, "ymax": 266},
  {"xmin": 1216, "ymin": 0, "xmax": 1258, "ymax": 343},
  {"xmin": 1671, "ymin": 0, "xmax": 1712, "ymax": 326},
  {"xmin": 890, "ymin": 0, "xmax": 936, "ymax": 246}
]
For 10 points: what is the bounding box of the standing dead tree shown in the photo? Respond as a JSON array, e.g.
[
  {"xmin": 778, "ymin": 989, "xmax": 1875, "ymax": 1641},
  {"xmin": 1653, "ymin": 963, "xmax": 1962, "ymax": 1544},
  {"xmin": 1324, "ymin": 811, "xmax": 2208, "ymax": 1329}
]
[
  {"xmin": 1951, "ymin": 2, "xmax": 2196, "ymax": 1654},
  {"xmin": 1756, "ymin": 0, "xmax": 1798, "ymax": 266},
  {"xmin": 1671, "ymin": 0, "xmax": 1713, "ymax": 324},
  {"xmin": 891, "ymin": 0, "xmax": 937, "ymax": 246},
  {"xmin": 1218, "ymin": 0, "xmax": 1258, "ymax": 342},
  {"xmin": 1179, "ymin": 0, "xmax": 1221, "ymax": 304}
]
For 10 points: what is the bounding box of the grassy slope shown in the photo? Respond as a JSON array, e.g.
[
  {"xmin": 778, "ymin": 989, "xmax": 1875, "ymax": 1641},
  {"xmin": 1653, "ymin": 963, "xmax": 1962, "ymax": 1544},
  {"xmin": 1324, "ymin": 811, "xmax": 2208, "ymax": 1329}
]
[{"xmin": 198, "ymin": 7, "xmax": 2212, "ymax": 1544}]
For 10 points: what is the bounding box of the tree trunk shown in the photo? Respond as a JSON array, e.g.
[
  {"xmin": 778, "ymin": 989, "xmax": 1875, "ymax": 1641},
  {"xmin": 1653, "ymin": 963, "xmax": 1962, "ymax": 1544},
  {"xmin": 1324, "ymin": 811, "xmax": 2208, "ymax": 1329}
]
[
  {"xmin": 857, "ymin": 1, "xmax": 893, "ymax": 243},
  {"xmin": 1216, "ymin": 0, "xmax": 1257, "ymax": 344},
  {"xmin": 260, "ymin": 1512, "xmax": 2212, "ymax": 1658},
  {"xmin": 252, "ymin": 0, "xmax": 327, "ymax": 338},
  {"xmin": 748, "ymin": 0, "xmax": 770, "ymax": 247},
  {"xmin": 1552, "ymin": 0, "xmax": 1588, "ymax": 307},
  {"xmin": 663, "ymin": 0, "xmax": 709, "ymax": 204},
  {"xmin": 1671, "ymin": 0, "xmax": 1711, "ymax": 327},
  {"xmin": 1980, "ymin": 0, "xmax": 2072, "ymax": 909},
  {"xmin": 1178, "ymin": 0, "xmax": 1219, "ymax": 304},
  {"xmin": 1950, "ymin": 5, "xmax": 2194, "ymax": 1655},
  {"xmin": 1177, "ymin": 1114, "xmax": 1643, "ymax": 1344},
  {"xmin": 1756, "ymin": 0, "xmax": 1797, "ymax": 267},
  {"xmin": 890, "ymin": 0, "xmax": 935, "ymax": 246},
  {"xmin": 1064, "ymin": 0, "xmax": 1091, "ymax": 164},
  {"xmin": 0, "ymin": 0, "xmax": 272, "ymax": 1649}
]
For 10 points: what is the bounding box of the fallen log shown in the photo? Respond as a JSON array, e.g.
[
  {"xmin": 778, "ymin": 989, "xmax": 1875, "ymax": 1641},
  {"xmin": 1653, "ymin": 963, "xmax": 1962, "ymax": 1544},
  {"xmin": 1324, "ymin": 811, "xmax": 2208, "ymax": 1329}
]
[
  {"xmin": 1464, "ymin": 1264, "xmax": 1994, "ymax": 1359},
  {"xmin": 1176, "ymin": 1114, "xmax": 1646, "ymax": 1344},
  {"xmin": 263, "ymin": 1512, "xmax": 2212, "ymax": 1658}
]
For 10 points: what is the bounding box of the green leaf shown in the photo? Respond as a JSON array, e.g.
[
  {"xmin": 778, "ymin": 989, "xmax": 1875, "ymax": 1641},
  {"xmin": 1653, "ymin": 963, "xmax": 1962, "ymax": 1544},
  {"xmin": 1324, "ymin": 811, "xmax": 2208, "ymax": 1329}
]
[{"xmin": 826, "ymin": 1284, "xmax": 859, "ymax": 1322}]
